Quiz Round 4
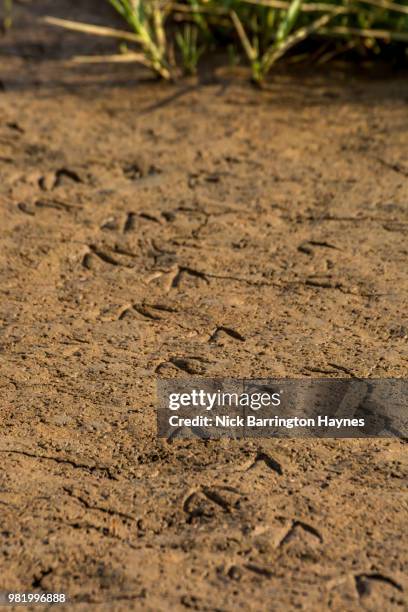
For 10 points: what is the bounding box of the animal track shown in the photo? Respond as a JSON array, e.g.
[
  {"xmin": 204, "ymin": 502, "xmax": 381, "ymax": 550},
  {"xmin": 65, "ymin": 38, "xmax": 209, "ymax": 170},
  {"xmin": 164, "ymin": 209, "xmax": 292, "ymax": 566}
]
[
  {"xmin": 244, "ymin": 564, "xmax": 274, "ymax": 578},
  {"xmin": 17, "ymin": 202, "xmax": 35, "ymax": 216},
  {"xmin": 298, "ymin": 240, "xmax": 339, "ymax": 255},
  {"xmin": 183, "ymin": 486, "xmax": 242, "ymax": 523},
  {"xmin": 119, "ymin": 303, "xmax": 174, "ymax": 321},
  {"xmin": 123, "ymin": 159, "xmax": 159, "ymax": 181},
  {"xmin": 354, "ymin": 573, "xmax": 403, "ymax": 597},
  {"xmin": 170, "ymin": 356, "xmax": 209, "ymax": 374},
  {"xmin": 123, "ymin": 212, "xmax": 137, "ymax": 233},
  {"xmin": 278, "ymin": 520, "xmax": 323, "ymax": 546},
  {"xmin": 39, "ymin": 167, "xmax": 82, "ymax": 191},
  {"xmin": 209, "ymin": 326, "xmax": 245, "ymax": 343},
  {"xmin": 123, "ymin": 211, "xmax": 163, "ymax": 233},
  {"xmin": 246, "ymin": 451, "xmax": 283, "ymax": 475},
  {"xmin": 82, "ymin": 245, "xmax": 137, "ymax": 269},
  {"xmin": 35, "ymin": 198, "xmax": 82, "ymax": 212},
  {"xmin": 170, "ymin": 266, "xmax": 209, "ymax": 289}
]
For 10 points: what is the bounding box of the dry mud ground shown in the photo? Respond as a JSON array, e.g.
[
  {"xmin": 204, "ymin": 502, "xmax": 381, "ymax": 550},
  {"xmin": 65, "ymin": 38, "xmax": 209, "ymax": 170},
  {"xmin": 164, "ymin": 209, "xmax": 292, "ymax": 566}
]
[{"xmin": 0, "ymin": 2, "xmax": 408, "ymax": 611}]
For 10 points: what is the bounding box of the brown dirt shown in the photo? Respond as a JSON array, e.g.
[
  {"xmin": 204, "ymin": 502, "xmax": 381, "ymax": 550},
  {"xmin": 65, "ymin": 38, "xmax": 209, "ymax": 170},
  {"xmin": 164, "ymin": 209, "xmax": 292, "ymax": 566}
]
[{"xmin": 0, "ymin": 2, "xmax": 407, "ymax": 610}]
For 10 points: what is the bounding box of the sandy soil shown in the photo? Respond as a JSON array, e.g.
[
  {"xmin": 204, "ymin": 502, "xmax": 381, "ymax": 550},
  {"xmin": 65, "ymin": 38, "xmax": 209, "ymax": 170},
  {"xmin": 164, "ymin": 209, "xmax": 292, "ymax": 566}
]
[{"xmin": 0, "ymin": 2, "xmax": 407, "ymax": 610}]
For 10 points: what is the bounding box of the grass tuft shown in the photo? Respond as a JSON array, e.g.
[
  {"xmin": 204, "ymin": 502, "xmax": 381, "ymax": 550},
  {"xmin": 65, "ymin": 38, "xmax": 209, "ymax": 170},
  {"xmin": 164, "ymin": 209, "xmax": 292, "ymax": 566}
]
[{"xmin": 13, "ymin": 0, "xmax": 408, "ymax": 82}]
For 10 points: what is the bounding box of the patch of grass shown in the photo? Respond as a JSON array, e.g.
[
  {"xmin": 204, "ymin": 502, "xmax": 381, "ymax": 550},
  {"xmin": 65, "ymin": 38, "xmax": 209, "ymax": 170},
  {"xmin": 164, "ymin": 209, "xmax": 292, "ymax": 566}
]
[
  {"xmin": 42, "ymin": 1, "xmax": 408, "ymax": 82},
  {"xmin": 2, "ymin": 0, "xmax": 13, "ymax": 31}
]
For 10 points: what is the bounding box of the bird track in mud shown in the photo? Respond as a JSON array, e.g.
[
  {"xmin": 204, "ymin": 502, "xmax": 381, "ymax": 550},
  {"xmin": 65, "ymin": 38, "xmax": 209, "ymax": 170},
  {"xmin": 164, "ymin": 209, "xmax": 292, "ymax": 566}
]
[{"xmin": 1, "ymin": 17, "xmax": 407, "ymax": 608}]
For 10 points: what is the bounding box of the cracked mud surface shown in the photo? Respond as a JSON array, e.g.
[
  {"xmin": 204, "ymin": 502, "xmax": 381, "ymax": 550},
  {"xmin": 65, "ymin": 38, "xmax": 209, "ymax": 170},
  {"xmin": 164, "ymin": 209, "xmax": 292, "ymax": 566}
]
[{"xmin": 0, "ymin": 3, "xmax": 407, "ymax": 610}]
